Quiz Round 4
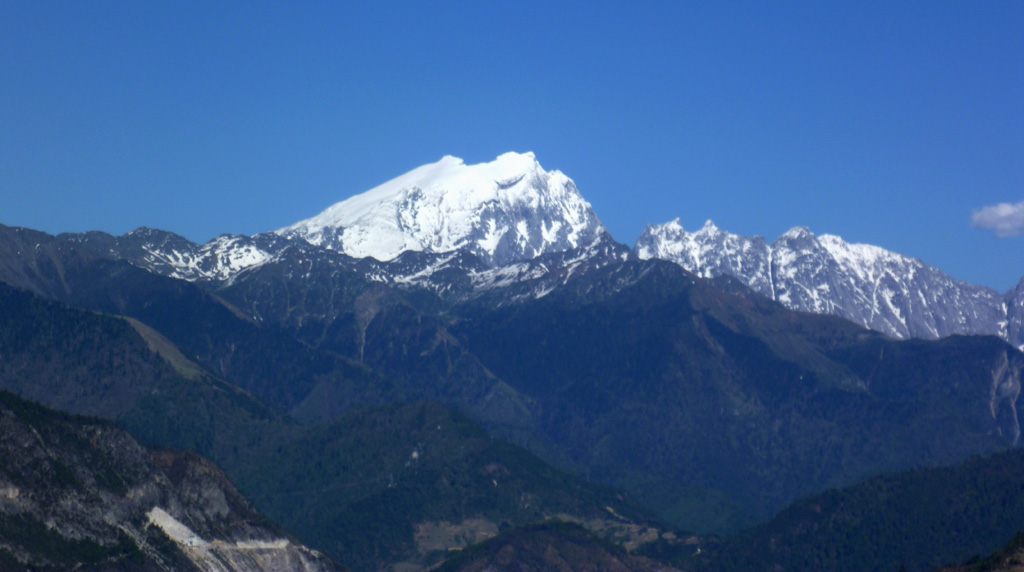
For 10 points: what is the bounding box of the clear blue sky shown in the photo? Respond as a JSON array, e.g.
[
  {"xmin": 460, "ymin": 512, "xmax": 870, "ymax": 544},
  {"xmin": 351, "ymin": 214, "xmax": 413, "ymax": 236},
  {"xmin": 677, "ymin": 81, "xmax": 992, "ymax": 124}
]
[{"xmin": 2, "ymin": 1, "xmax": 1022, "ymax": 290}]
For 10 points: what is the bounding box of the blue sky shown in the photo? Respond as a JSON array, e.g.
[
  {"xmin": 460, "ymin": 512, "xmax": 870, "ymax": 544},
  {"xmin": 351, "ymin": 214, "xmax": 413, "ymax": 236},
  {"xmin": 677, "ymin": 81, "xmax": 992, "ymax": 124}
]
[{"xmin": 2, "ymin": 1, "xmax": 1022, "ymax": 290}]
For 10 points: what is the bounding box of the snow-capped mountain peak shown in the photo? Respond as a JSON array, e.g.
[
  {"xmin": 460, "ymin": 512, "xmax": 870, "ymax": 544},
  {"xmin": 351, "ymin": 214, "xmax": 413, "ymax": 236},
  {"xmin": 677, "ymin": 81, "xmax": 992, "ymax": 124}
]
[
  {"xmin": 278, "ymin": 152, "xmax": 607, "ymax": 267},
  {"xmin": 636, "ymin": 219, "xmax": 772, "ymax": 291},
  {"xmin": 778, "ymin": 226, "xmax": 815, "ymax": 242},
  {"xmin": 698, "ymin": 219, "xmax": 721, "ymax": 234},
  {"xmin": 636, "ymin": 220, "xmax": 1009, "ymax": 342}
]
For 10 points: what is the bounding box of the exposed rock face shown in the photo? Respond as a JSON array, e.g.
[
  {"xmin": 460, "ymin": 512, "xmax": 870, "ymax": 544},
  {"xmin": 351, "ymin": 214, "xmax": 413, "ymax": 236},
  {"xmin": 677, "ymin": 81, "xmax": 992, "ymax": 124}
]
[
  {"xmin": 0, "ymin": 391, "xmax": 341, "ymax": 572},
  {"xmin": 635, "ymin": 219, "xmax": 773, "ymax": 295},
  {"xmin": 637, "ymin": 219, "xmax": 1016, "ymax": 344}
]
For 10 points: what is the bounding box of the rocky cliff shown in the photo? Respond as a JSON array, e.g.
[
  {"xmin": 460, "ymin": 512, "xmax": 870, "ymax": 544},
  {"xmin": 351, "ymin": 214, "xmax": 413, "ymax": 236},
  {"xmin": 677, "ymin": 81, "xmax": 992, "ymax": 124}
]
[{"xmin": 0, "ymin": 391, "xmax": 341, "ymax": 572}]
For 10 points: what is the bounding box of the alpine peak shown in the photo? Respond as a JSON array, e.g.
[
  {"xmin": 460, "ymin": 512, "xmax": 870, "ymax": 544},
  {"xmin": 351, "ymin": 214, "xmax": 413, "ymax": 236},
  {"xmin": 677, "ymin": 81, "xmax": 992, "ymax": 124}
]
[
  {"xmin": 634, "ymin": 220, "xmax": 1011, "ymax": 344},
  {"xmin": 699, "ymin": 219, "xmax": 721, "ymax": 233},
  {"xmin": 278, "ymin": 152, "xmax": 607, "ymax": 267},
  {"xmin": 779, "ymin": 226, "xmax": 815, "ymax": 241}
]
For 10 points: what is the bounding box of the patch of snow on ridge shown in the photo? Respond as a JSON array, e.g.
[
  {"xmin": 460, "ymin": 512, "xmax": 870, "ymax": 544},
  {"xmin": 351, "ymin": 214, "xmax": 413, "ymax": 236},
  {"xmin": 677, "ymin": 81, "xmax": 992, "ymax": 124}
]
[
  {"xmin": 277, "ymin": 152, "xmax": 607, "ymax": 267},
  {"xmin": 128, "ymin": 232, "xmax": 276, "ymax": 283}
]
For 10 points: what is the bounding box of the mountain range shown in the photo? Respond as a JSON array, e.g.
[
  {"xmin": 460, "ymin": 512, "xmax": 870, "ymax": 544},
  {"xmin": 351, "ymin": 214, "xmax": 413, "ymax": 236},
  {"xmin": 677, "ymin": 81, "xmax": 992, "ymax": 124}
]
[
  {"xmin": 2, "ymin": 151, "xmax": 1024, "ymax": 571},
  {"xmin": 21, "ymin": 152, "xmax": 1019, "ymax": 349},
  {"xmin": 637, "ymin": 218, "xmax": 1024, "ymax": 348},
  {"xmin": 0, "ymin": 279, "xmax": 678, "ymax": 571}
]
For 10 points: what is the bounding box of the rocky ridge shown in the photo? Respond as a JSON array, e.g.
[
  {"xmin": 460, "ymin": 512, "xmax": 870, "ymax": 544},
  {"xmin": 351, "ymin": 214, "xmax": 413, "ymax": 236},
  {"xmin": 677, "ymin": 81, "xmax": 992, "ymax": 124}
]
[
  {"xmin": 637, "ymin": 219, "xmax": 1020, "ymax": 347},
  {"xmin": 0, "ymin": 390, "xmax": 340, "ymax": 572}
]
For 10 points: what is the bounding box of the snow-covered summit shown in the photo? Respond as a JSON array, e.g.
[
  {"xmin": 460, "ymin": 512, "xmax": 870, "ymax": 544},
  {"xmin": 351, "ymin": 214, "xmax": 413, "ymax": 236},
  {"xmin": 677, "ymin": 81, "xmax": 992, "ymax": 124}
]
[
  {"xmin": 636, "ymin": 219, "xmax": 772, "ymax": 294},
  {"xmin": 636, "ymin": 219, "xmax": 1008, "ymax": 341},
  {"xmin": 278, "ymin": 152, "xmax": 608, "ymax": 267}
]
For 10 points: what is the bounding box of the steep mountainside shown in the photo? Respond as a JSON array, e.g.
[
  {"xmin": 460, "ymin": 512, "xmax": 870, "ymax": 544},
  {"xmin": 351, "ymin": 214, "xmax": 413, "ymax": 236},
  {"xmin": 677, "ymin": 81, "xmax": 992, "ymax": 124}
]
[
  {"xmin": 435, "ymin": 522, "xmax": 684, "ymax": 572},
  {"xmin": 4, "ymin": 223, "xmax": 1023, "ymax": 537},
  {"xmin": 0, "ymin": 282, "xmax": 677, "ymax": 571},
  {"xmin": 0, "ymin": 280, "xmax": 287, "ymax": 464},
  {"xmin": 696, "ymin": 447, "xmax": 1024, "ymax": 572},
  {"xmin": 940, "ymin": 533, "xmax": 1024, "ymax": 572},
  {"xmin": 0, "ymin": 390, "xmax": 339, "ymax": 572},
  {"xmin": 236, "ymin": 402, "xmax": 681, "ymax": 572},
  {"xmin": 0, "ymin": 234, "xmax": 539, "ymax": 431},
  {"xmin": 636, "ymin": 219, "xmax": 1016, "ymax": 345},
  {"xmin": 451, "ymin": 259, "xmax": 1024, "ymax": 530}
]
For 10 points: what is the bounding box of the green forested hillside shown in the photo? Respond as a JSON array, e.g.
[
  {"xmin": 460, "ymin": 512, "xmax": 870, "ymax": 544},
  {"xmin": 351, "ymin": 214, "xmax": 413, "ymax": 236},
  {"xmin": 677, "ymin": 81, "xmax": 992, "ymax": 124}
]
[
  {"xmin": 0, "ymin": 282, "xmax": 677, "ymax": 571},
  {"xmin": 236, "ymin": 401, "xmax": 678, "ymax": 571},
  {"xmin": 452, "ymin": 261, "xmax": 1023, "ymax": 531},
  {"xmin": 4, "ymin": 226, "xmax": 1023, "ymax": 541},
  {"xmin": 695, "ymin": 448, "xmax": 1024, "ymax": 572},
  {"xmin": 940, "ymin": 532, "xmax": 1024, "ymax": 572}
]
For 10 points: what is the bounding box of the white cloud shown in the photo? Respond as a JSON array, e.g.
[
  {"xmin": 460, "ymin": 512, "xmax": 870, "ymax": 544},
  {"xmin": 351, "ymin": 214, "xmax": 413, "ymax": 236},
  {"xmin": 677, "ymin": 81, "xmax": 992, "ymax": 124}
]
[{"xmin": 971, "ymin": 201, "xmax": 1024, "ymax": 238}]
